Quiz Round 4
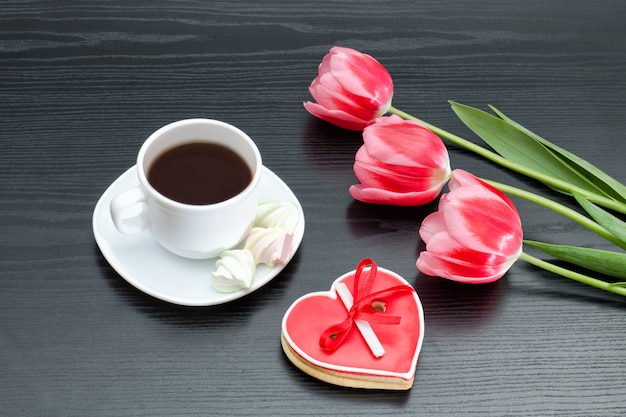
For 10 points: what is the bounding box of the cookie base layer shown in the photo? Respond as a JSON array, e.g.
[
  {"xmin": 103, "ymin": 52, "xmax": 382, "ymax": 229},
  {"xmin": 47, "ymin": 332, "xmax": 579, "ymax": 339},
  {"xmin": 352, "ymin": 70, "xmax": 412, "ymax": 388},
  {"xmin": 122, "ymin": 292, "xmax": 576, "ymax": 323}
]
[{"xmin": 280, "ymin": 333, "xmax": 414, "ymax": 390}]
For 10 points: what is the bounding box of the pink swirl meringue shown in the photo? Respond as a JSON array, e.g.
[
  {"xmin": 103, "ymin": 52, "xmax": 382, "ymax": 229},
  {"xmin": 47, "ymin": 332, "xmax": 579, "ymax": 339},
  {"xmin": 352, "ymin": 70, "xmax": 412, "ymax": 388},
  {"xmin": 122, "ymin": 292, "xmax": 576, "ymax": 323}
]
[
  {"xmin": 254, "ymin": 201, "xmax": 299, "ymax": 233},
  {"xmin": 212, "ymin": 249, "xmax": 256, "ymax": 293},
  {"xmin": 245, "ymin": 227, "xmax": 293, "ymax": 267}
]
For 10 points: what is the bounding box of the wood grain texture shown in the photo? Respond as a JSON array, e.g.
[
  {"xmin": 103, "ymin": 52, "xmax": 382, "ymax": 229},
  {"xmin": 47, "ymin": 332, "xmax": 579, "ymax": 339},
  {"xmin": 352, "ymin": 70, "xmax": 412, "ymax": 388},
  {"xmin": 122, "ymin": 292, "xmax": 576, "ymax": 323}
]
[{"xmin": 1, "ymin": 1, "xmax": 625, "ymax": 416}]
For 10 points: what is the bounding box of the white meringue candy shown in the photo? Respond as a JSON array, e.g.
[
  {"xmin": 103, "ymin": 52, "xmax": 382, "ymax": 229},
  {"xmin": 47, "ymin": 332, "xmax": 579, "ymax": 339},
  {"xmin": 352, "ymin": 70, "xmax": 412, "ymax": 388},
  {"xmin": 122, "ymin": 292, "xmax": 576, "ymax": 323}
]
[
  {"xmin": 245, "ymin": 227, "xmax": 293, "ymax": 267},
  {"xmin": 254, "ymin": 201, "xmax": 299, "ymax": 233},
  {"xmin": 212, "ymin": 249, "xmax": 256, "ymax": 293}
]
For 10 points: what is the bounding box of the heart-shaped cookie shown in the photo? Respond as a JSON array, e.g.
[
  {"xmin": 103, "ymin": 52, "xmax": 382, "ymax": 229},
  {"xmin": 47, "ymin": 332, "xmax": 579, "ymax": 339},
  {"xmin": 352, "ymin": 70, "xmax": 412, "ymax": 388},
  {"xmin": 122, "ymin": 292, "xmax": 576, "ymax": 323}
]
[{"xmin": 281, "ymin": 259, "xmax": 424, "ymax": 390}]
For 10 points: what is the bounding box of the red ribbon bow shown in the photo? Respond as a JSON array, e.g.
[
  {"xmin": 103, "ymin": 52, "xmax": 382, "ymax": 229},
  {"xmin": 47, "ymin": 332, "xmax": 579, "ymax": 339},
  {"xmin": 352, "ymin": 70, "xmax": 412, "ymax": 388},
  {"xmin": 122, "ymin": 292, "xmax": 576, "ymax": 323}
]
[{"xmin": 319, "ymin": 258, "xmax": 415, "ymax": 353}]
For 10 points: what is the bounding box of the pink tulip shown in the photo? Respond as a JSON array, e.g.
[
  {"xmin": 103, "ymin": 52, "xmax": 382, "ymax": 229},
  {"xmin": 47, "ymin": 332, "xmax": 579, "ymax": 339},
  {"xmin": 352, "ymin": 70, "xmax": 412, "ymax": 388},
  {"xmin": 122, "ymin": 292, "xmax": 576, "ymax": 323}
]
[
  {"xmin": 349, "ymin": 115, "xmax": 451, "ymax": 206},
  {"xmin": 303, "ymin": 46, "xmax": 393, "ymax": 131},
  {"xmin": 416, "ymin": 169, "xmax": 523, "ymax": 283}
]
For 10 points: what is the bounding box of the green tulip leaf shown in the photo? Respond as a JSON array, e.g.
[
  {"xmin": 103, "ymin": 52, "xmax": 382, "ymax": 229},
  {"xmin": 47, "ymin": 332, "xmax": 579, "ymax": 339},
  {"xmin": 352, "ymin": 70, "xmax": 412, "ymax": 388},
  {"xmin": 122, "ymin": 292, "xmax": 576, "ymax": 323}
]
[
  {"xmin": 450, "ymin": 101, "xmax": 620, "ymax": 201},
  {"xmin": 489, "ymin": 105, "xmax": 626, "ymax": 204},
  {"xmin": 572, "ymin": 192, "xmax": 626, "ymax": 246},
  {"xmin": 524, "ymin": 240, "xmax": 626, "ymax": 279}
]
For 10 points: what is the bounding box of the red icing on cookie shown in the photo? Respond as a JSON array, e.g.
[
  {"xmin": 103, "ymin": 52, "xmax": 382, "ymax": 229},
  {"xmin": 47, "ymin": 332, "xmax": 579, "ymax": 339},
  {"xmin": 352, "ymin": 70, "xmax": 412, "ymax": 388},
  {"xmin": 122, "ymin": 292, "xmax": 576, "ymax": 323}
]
[{"xmin": 281, "ymin": 261, "xmax": 424, "ymax": 386}]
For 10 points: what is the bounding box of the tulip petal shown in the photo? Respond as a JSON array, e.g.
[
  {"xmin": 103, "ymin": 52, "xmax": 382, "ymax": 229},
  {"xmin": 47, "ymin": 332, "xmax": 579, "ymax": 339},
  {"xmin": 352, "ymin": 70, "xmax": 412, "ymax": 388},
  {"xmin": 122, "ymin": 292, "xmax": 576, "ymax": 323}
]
[
  {"xmin": 310, "ymin": 74, "xmax": 385, "ymax": 122},
  {"xmin": 303, "ymin": 101, "xmax": 371, "ymax": 131},
  {"xmin": 416, "ymin": 232, "xmax": 517, "ymax": 283},
  {"xmin": 327, "ymin": 46, "xmax": 393, "ymax": 106},
  {"xmin": 353, "ymin": 146, "xmax": 449, "ymax": 194},
  {"xmin": 443, "ymin": 184, "xmax": 522, "ymax": 256},
  {"xmin": 450, "ymin": 169, "xmax": 518, "ymax": 213},
  {"xmin": 417, "ymin": 252, "xmax": 512, "ymax": 284},
  {"xmin": 425, "ymin": 231, "xmax": 512, "ymax": 267},
  {"xmin": 349, "ymin": 184, "xmax": 443, "ymax": 206},
  {"xmin": 418, "ymin": 211, "xmax": 447, "ymax": 243},
  {"xmin": 363, "ymin": 115, "xmax": 449, "ymax": 169}
]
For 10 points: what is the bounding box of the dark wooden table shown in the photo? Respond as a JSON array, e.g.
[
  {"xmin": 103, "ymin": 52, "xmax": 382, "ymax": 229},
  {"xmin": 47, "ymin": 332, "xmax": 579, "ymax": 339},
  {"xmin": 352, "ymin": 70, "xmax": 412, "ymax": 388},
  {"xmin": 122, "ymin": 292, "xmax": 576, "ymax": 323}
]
[{"xmin": 2, "ymin": 1, "xmax": 625, "ymax": 415}]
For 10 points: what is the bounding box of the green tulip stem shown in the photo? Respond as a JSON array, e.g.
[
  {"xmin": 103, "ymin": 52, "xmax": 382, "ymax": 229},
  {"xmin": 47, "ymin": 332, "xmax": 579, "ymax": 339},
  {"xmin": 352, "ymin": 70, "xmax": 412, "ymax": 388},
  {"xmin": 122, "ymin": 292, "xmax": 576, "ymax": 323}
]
[
  {"xmin": 483, "ymin": 179, "xmax": 626, "ymax": 250},
  {"xmin": 387, "ymin": 106, "xmax": 626, "ymax": 214},
  {"xmin": 518, "ymin": 251, "xmax": 626, "ymax": 297}
]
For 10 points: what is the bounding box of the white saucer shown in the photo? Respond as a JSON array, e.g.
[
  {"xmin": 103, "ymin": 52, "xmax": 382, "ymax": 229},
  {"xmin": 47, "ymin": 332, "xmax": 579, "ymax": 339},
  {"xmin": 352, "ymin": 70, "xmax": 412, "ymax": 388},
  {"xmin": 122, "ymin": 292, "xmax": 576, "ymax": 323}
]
[{"xmin": 93, "ymin": 165, "xmax": 305, "ymax": 306}]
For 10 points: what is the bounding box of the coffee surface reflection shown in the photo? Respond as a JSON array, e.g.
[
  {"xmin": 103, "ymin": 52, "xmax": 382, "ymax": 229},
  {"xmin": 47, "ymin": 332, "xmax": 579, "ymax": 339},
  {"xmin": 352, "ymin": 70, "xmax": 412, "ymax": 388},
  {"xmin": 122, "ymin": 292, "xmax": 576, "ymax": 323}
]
[{"xmin": 148, "ymin": 142, "xmax": 252, "ymax": 205}]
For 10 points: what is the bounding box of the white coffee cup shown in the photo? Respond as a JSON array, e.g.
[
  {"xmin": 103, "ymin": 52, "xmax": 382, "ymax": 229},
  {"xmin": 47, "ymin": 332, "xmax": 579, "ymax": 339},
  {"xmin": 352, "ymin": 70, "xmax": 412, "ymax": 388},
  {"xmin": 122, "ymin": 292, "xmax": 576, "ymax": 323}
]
[{"xmin": 110, "ymin": 119, "xmax": 262, "ymax": 259}]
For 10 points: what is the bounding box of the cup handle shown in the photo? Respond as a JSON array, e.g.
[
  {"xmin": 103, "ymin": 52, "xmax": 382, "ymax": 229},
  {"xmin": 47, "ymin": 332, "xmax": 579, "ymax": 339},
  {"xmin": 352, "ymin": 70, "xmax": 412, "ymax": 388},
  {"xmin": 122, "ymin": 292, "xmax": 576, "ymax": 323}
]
[{"xmin": 110, "ymin": 187, "xmax": 149, "ymax": 234}]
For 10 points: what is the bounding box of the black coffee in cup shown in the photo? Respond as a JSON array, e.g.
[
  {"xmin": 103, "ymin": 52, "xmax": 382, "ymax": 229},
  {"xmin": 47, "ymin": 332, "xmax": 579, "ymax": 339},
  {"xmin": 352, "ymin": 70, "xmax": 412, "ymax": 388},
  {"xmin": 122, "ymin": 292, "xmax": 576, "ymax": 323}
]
[{"xmin": 148, "ymin": 142, "xmax": 252, "ymax": 205}]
